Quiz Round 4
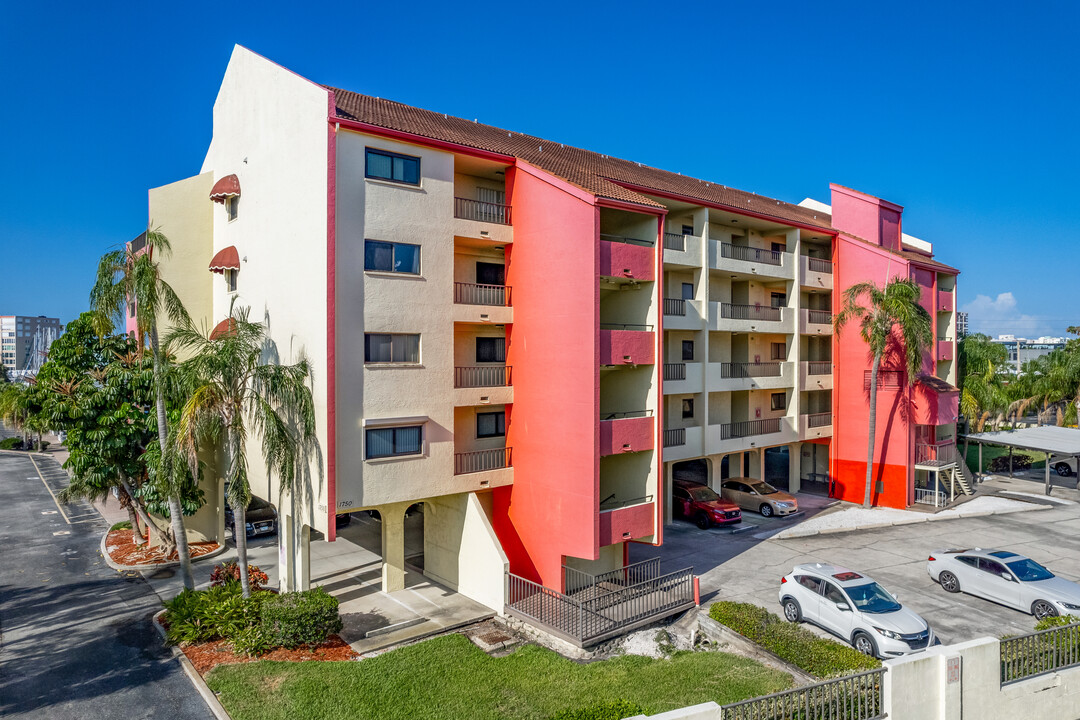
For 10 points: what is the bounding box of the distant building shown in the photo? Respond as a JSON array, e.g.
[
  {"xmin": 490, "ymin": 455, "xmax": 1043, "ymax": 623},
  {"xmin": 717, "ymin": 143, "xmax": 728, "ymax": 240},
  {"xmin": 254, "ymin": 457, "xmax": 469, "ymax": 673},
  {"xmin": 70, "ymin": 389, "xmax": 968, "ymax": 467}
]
[
  {"xmin": 0, "ymin": 315, "xmax": 63, "ymax": 377},
  {"xmin": 991, "ymin": 334, "xmax": 1066, "ymax": 374},
  {"xmin": 956, "ymin": 311, "xmax": 968, "ymax": 337}
]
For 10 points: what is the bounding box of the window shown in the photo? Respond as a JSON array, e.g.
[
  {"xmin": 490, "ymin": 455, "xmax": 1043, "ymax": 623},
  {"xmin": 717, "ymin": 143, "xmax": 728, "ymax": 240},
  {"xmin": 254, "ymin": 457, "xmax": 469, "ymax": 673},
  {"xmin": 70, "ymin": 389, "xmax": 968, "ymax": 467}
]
[
  {"xmin": 226, "ymin": 196, "xmax": 239, "ymax": 222},
  {"xmin": 681, "ymin": 224, "xmax": 694, "ymax": 236},
  {"xmin": 673, "ymin": 487, "xmax": 690, "ymax": 502},
  {"xmin": 364, "ymin": 240, "xmax": 421, "ymax": 274},
  {"xmin": 682, "ymin": 340, "xmax": 694, "ymax": 361},
  {"xmin": 796, "ymin": 575, "xmax": 822, "ymax": 593},
  {"xmin": 770, "ymin": 342, "xmax": 785, "ymax": 361},
  {"xmin": 128, "ymin": 302, "xmax": 136, "ymax": 318},
  {"xmin": 771, "ymin": 392, "xmax": 786, "ymax": 411},
  {"xmin": 365, "ymin": 425, "xmax": 423, "ymax": 459},
  {"xmin": 681, "ymin": 283, "xmax": 694, "ymax": 300},
  {"xmin": 476, "ymin": 262, "xmax": 505, "ymax": 286},
  {"xmin": 682, "ymin": 398, "xmax": 694, "ymax": 419},
  {"xmin": 225, "ymin": 269, "xmax": 237, "ymax": 293},
  {"xmin": 822, "ymin": 581, "xmax": 847, "ymax": 605},
  {"xmin": 477, "ymin": 411, "xmax": 506, "ymax": 438},
  {"xmin": 978, "ymin": 559, "xmax": 1013, "ymax": 580},
  {"xmin": 364, "ymin": 333, "xmax": 420, "ymax": 363},
  {"xmin": 957, "ymin": 556, "xmax": 979, "ymax": 568},
  {"xmin": 771, "ymin": 242, "xmax": 785, "ymax": 253},
  {"xmin": 476, "ymin": 337, "xmax": 506, "ymax": 363},
  {"xmin": 365, "ymin": 148, "xmax": 420, "ymax": 185},
  {"xmin": 770, "ymin": 292, "xmax": 786, "ymax": 308}
]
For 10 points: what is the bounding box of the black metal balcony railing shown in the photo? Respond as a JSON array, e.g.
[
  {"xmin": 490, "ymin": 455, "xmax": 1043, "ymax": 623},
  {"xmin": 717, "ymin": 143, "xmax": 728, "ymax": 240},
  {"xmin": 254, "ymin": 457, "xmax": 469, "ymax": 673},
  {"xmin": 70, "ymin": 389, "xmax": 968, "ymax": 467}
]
[
  {"xmin": 454, "ymin": 282, "xmax": 510, "ymax": 306},
  {"xmin": 863, "ymin": 369, "xmax": 905, "ymax": 389},
  {"xmin": 454, "ymin": 447, "xmax": 511, "ymax": 475},
  {"xmin": 718, "ymin": 362, "xmax": 783, "ymax": 379},
  {"xmin": 602, "ymin": 410, "xmax": 653, "ymax": 420},
  {"xmin": 663, "ymin": 298, "xmax": 686, "ymax": 316},
  {"xmin": 663, "ymin": 428, "xmax": 686, "ymax": 447},
  {"xmin": 806, "ymin": 361, "xmax": 832, "ymax": 375},
  {"xmin": 599, "ymin": 233, "xmax": 654, "ymax": 247},
  {"xmin": 807, "ymin": 256, "xmax": 833, "ymax": 274},
  {"xmin": 599, "ymin": 323, "xmax": 654, "ymax": 331},
  {"xmin": 916, "ymin": 441, "xmax": 957, "ymax": 467},
  {"xmin": 720, "ymin": 242, "xmax": 782, "ymax": 266},
  {"xmin": 720, "ymin": 303, "xmax": 782, "ymax": 322},
  {"xmin": 663, "ymin": 363, "xmax": 686, "ymax": 381},
  {"xmin": 720, "ymin": 417, "xmax": 782, "ymax": 440},
  {"xmin": 454, "ymin": 197, "xmax": 511, "ymax": 225},
  {"xmin": 806, "ymin": 412, "xmax": 832, "ymax": 428},
  {"xmin": 663, "ymin": 233, "xmax": 686, "ymax": 251},
  {"xmin": 806, "ymin": 309, "xmax": 833, "ymax": 325},
  {"xmin": 454, "ymin": 366, "xmax": 511, "ymax": 388}
]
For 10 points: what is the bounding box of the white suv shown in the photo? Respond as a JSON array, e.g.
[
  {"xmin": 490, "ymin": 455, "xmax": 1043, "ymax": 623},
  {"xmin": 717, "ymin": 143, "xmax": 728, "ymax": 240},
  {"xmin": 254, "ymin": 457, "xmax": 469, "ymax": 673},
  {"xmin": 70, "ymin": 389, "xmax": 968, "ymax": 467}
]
[{"xmin": 779, "ymin": 563, "xmax": 934, "ymax": 659}]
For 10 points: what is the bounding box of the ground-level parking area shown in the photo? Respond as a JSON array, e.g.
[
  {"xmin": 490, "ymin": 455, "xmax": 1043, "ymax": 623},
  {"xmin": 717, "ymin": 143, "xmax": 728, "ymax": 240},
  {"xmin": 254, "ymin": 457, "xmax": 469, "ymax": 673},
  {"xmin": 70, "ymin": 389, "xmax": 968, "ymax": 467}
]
[{"xmin": 632, "ymin": 474, "xmax": 1080, "ymax": 646}]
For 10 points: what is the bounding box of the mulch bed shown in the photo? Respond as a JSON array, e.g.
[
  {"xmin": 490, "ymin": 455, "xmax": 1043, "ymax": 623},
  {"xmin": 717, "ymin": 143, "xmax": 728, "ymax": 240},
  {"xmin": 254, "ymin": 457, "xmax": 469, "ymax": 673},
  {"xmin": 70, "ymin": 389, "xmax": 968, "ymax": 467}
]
[
  {"xmin": 181, "ymin": 635, "xmax": 357, "ymax": 674},
  {"xmin": 105, "ymin": 528, "xmax": 221, "ymax": 566}
]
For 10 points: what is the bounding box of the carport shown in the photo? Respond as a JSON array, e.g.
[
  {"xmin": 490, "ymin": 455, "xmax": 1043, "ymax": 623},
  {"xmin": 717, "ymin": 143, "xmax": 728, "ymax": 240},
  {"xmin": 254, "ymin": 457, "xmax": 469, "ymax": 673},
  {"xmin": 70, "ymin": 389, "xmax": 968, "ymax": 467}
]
[{"xmin": 961, "ymin": 426, "xmax": 1080, "ymax": 495}]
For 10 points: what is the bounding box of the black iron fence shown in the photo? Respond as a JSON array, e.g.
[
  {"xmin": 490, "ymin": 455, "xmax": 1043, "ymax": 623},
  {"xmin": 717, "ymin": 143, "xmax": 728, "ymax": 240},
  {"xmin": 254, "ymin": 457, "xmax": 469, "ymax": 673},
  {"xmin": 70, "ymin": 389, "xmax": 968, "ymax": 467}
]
[
  {"xmin": 601, "ymin": 410, "xmax": 652, "ymax": 420},
  {"xmin": 805, "ymin": 309, "xmax": 833, "ymax": 325},
  {"xmin": 1001, "ymin": 621, "xmax": 1080, "ymax": 685},
  {"xmin": 454, "ymin": 366, "xmax": 511, "ymax": 388},
  {"xmin": 806, "ymin": 256, "xmax": 833, "ymax": 274},
  {"xmin": 717, "ymin": 362, "xmax": 783, "ymax": 379},
  {"xmin": 664, "ymin": 232, "xmax": 687, "ymax": 251},
  {"xmin": 721, "ymin": 668, "xmax": 886, "ymax": 720},
  {"xmin": 599, "ymin": 233, "xmax": 654, "ymax": 247},
  {"xmin": 454, "ymin": 282, "xmax": 510, "ymax": 306},
  {"xmin": 806, "ymin": 412, "xmax": 832, "ymax": 428},
  {"xmin": 720, "ymin": 418, "xmax": 782, "ymax": 440},
  {"xmin": 454, "ymin": 197, "xmax": 511, "ymax": 225},
  {"xmin": 663, "ymin": 428, "xmax": 686, "ymax": 447},
  {"xmin": 664, "ymin": 363, "xmax": 686, "ymax": 381},
  {"xmin": 720, "ymin": 303, "xmax": 783, "ymax": 322},
  {"xmin": 721, "ymin": 242, "xmax": 783, "ymax": 266},
  {"xmin": 454, "ymin": 447, "xmax": 511, "ymax": 475},
  {"xmin": 664, "ymin": 298, "xmax": 687, "ymax": 316},
  {"xmin": 806, "ymin": 361, "xmax": 832, "ymax": 376}
]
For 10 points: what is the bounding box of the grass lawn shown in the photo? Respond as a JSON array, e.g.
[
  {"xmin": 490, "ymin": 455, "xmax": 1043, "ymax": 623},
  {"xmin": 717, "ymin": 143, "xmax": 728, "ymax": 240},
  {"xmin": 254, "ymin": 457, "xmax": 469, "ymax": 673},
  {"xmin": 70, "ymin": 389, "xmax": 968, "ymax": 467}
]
[
  {"xmin": 206, "ymin": 633, "xmax": 792, "ymax": 720},
  {"xmin": 964, "ymin": 443, "xmax": 1044, "ymax": 471}
]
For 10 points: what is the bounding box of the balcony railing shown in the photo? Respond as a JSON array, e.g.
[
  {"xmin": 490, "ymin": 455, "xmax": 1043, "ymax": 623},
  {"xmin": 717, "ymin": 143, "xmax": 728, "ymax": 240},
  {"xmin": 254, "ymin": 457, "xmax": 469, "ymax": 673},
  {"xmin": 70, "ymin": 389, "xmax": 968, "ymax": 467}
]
[
  {"xmin": 663, "ymin": 233, "xmax": 686, "ymax": 251},
  {"xmin": 720, "ymin": 242, "xmax": 782, "ymax": 266},
  {"xmin": 663, "ymin": 298, "xmax": 686, "ymax": 316},
  {"xmin": 720, "ymin": 417, "xmax": 782, "ymax": 440},
  {"xmin": 717, "ymin": 362, "xmax": 783, "ymax": 379},
  {"xmin": 599, "ymin": 323, "xmax": 653, "ymax": 331},
  {"xmin": 601, "ymin": 410, "xmax": 653, "ymax": 420},
  {"xmin": 454, "ymin": 366, "xmax": 511, "ymax": 388},
  {"xmin": 599, "ymin": 233, "xmax": 653, "ymax": 247},
  {"xmin": 663, "ymin": 363, "xmax": 686, "ymax": 381},
  {"xmin": 806, "ymin": 361, "xmax": 832, "ymax": 375},
  {"xmin": 916, "ymin": 441, "xmax": 956, "ymax": 467},
  {"xmin": 806, "ymin": 309, "xmax": 833, "ymax": 325},
  {"xmin": 454, "ymin": 282, "xmax": 510, "ymax": 306},
  {"xmin": 806, "ymin": 412, "xmax": 832, "ymax": 428},
  {"xmin": 720, "ymin": 303, "xmax": 782, "ymax": 322},
  {"xmin": 806, "ymin": 256, "xmax": 833, "ymax": 274},
  {"xmin": 454, "ymin": 447, "xmax": 511, "ymax": 475},
  {"xmin": 663, "ymin": 428, "xmax": 686, "ymax": 447},
  {"xmin": 454, "ymin": 197, "xmax": 511, "ymax": 225}
]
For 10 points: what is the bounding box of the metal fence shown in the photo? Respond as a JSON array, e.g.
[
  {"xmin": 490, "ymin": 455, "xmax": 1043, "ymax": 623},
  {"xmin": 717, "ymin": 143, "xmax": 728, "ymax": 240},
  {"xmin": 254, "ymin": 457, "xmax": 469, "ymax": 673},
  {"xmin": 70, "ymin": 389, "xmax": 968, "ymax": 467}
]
[
  {"xmin": 720, "ymin": 242, "xmax": 783, "ymax": 266},
  {"xmin": 806, "ymin": 361, "xmax": 833, "ymax": 376},
  {"xmin": 600, "ymin": 323, "xmax": 654, "ymax": 331},
  {"xmin": 916, "ymin": 442, "xmax": 957, "ymax": 467},
  {"xmin": 806, "ymin": 309, "xmax": 833, "ymax": 325},
  {"xmin": 720, "ymin": 418, "xmax": 782, "ymax": 440},
  {"xmin": 453, "ymin": 447, "xmax": 511, "ymax": 475},
  {"xmin": 664, "ymin": 363, "xmax": 686, "ymax": 381},
  {"xmin": 807, "ymin": 257, "xmax": 833, "ymax": 274},
  {"xmin": 601, "ymin": 410, "xmax": 652, "ymax": 420},
  {"xmin": 454, "ymin": 197, "xmax": 511, "ymax": 224},
  {"xmin": 599, "ymin": 233, "xmax": 654, "ymax": 247},
  {"xmin": 721, "ymin": 668, "xmax": 886, "ymax": 720},
  {"xmin": 664, "ymin": 298, "xmax": 687, "ymax": 316},
  {"xmin": 454, "ymin": 282, "xmax": 510, "ymax": 306},
  {"xmin": 806, "ymin": 412, "xmax": 832, "ymax": 429},
  {"xmin": 663, "ymin": 428, "xmax": 686, "ymax": 447},
  {"xmin": 563, "ymin": 557, "xmax": 661, "ymax": 594},
  {"xmin": 1001, "ymin": 621, "xmax": 1080, "ymax": 685},
  {"xmin": 454, "ymin": 366, "xmax": 511, "ymax": 388},
  {"xmin": 914, "ymin": 487, "xmax": 946, "ymax": 507},
  {"xmin": 718, "ymin": 362, "xmax": 783, "ymax": 379},
  {"xmin": 664, "ymin": 232, "xmax": 687, "ymax": 251},
  {"xmin": 720, "ymin": 303, "xmax": 783, "ymax": 322}
]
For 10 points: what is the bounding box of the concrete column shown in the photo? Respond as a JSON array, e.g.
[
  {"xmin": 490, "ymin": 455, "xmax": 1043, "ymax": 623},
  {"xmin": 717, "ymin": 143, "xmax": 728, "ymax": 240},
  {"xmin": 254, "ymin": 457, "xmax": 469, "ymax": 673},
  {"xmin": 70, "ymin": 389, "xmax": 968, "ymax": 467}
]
[
  {"xmin": 788, "ymin": 442, "xmax": 802, "ymax": 493},
  {"xmin": 279, "ymin": 513, "xmax": 311, "ymax": 592},
  {"xmin": 758, "ymin": 447, "xmax": 765, "ymax": 482},
  {"xmin": 663, "ymin": 463, "xmax": 674, "ymax": 525},
  {"xmin": 381, "ymin": 501, "xmax": 413, "ymax": 593},
  {"xmin": 978, "ymin": 443, "xmax": 983, "ymax": 476}
]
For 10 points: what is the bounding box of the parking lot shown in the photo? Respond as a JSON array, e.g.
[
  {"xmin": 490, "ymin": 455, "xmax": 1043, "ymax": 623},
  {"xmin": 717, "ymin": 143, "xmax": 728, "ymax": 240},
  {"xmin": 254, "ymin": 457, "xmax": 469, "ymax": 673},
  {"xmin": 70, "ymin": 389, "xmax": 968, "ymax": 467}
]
[{"xmin": 632, "ymin": 477, "xmax": 1080, "ymax": 646}]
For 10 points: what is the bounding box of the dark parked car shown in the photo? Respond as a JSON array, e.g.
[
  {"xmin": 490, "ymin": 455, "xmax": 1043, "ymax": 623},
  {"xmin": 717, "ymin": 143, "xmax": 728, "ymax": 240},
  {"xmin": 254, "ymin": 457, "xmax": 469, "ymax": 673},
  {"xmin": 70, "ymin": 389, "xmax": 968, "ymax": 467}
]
[
  {"xmin": 224, "ymin": 495, "xmax": 278, "ymax": 538},
  {"xmin": 335, "ymin": 512, "xmax": 352, "ymax": 528},
  {"xmin": 673, "ymin": 480, "xmax": 742, "ymax": 529}
]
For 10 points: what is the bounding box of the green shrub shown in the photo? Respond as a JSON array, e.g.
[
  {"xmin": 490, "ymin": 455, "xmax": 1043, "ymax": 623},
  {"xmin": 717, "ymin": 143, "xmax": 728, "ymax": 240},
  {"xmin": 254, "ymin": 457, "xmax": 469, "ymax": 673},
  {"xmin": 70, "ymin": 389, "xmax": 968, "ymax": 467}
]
[
  {"xmin": 162, "ymin": 586, "xmax": 266, "ymax": 646},
  {"xmin": 709, "ymin": 601, "xmax": 879, "ymax": 677},
  {"xmin": 260, "ymin": 587, "xmax": 343, "ymax": 648},
  {"xmin": 0, "ymin": 437, "xmax": 22, "ymax": 450},
  {"xmin": 36, "ymin": 440, "xmax": 50, "ymax": 452},
  {"xmin": 231, "ymin": 623, "xmax": 275, "ymax": 657},
  {"xmin": 110, "ymin": 521, "xmax": 132, "ymax": 532},
  {"xmin": 1035, "ymin": 614, "xmax": 1080, "ymax": 631},
  {"xmin": 549, "ymin": 700, "xmax": 646, "ymax": 720}
]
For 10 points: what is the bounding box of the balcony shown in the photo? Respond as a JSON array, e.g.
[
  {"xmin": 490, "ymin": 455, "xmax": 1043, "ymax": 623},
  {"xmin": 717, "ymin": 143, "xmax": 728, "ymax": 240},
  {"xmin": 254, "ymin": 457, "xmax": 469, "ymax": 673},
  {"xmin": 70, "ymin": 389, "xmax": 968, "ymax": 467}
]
[
  {"xmin": 454, "ymin": 197, "xmax": 511, "ymax": 225},
  {"xmin": 453, "ymin": 366, "xmax": 512, "ymax": 406},
  {"xmin": 800, "ymin": 412, "xmax": 833, "ymax": 440},
  {"xmin": 709, "ymin": 241, "xmax": 794, "ymax": 280},
  {"xmin": 663, "ymin": 233, "xmax": 702, "ymax": 268},
  {"xmin": 706, "ymin": 417, "xmax": 796, "ymax": 455},
  {"xmin": 707, "ymin": 361, "xmax": 793, "ymax": 392},
  {"xmin": 937, "ymin": 290, "xmax": 954, "ymax": 313},
  {"xmin": 800, "ymin": 360, "xmax": 833, "ymax": 390},
  {"xmin": 663, "ymin": 362, "xmax": 703, "ymax": 394},
  {"xmin": 709, "ymin": 302, "xmax": 792, "ymax": 334},
  {"xmin": 599, "ymin": 237, "xmax": 654, "ymax": 281},
  {"xmin": 800, "ymin": 308, "xmax": 833, "ymax": 335},
  {"xmin": 454, "ymin": 447, "xmax": 512, "ymax": 474},
  {"xmin": 598, "ymin": 501, "xmax": 656, "ymax": 546},
  {"xmin": 662, "ymin": 425, "xmax": 704, "ymax": 462},
  {"xmin": 662, "ymin": 298, "xmax": 704, "ymax": 331},
  {"xmin": 600, "ymin": 326, "xmax": 655, "ymax": 366},
  {"xmin": 453, "ymin": 282, "xmax": 513, "ymax": 324},
  {"xmin": 800, "ymin": 255, "xmax": 833, "ymax": 290},
  {"xmin": 915, "ymin": 441, "xmax": 957, "ymax": 468},
  {"xmin": 453, "ymin": 198, "xmax": 513, "ymax": 244},
  {"xmin": 720, "ymin": 417, "xmax": 782, "ymax": 441},
  {"xmin": 937, "ymin": 340, "xmax": 954, "ymax": 362},
  {"xmin": 600, "ymin": 411, "xmax": 654, "ymax": 457}
]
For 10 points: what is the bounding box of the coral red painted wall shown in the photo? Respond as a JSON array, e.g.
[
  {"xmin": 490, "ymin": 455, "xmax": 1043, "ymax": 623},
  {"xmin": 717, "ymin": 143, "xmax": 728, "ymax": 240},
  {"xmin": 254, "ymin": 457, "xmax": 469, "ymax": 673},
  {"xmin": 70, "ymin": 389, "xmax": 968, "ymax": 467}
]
[
  {"xmin": 498, "ymin": 160, "xmax": 600, "ymax": 589},
  {"xmin": 599, "ymin": 416, "xmax": 654, "ymax": 456}
]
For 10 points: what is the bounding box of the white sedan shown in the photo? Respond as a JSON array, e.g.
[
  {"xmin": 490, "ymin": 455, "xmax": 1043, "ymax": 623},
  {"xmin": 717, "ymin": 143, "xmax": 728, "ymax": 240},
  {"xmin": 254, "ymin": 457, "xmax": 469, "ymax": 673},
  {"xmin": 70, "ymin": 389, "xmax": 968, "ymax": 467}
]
[{"xmin": 927, "ymin": 548, "xmax": 1080, "ymax": 620}]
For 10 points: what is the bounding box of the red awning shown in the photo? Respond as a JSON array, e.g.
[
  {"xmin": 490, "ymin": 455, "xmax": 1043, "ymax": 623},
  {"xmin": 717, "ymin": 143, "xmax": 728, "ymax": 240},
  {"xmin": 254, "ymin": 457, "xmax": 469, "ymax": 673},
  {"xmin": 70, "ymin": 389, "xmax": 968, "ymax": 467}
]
[
  {"xmin": 208, "ymin": 246, "xmax": 240, "ymax": 274},
  {"xmin": 209, "ymin": 318, "xmax": 237, "ymax": 340},
  {"xmin": 209, "ymin": 174, "xmax": 241, "ymax": 203}
]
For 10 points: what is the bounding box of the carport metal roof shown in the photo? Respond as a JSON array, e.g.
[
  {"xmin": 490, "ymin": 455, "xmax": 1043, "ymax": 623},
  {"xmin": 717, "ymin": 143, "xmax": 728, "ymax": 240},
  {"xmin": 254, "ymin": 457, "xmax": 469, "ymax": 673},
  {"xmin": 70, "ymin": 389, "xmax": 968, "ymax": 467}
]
[{"xmin": 961, "ymin": 426, "xmax": 1080, "ymax": 495}]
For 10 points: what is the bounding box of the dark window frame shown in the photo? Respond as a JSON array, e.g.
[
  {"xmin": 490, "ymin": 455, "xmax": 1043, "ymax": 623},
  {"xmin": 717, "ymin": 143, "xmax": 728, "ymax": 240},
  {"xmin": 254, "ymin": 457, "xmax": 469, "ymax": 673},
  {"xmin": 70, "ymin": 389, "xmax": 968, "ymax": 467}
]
[
  {"xmin": 475, "ymin": 336, "xmax": 506, "ymax": 363},
  {"xmin": 682, "ymin": 340, "xmax": 695, "ymax": 361},
  {"xmin": 476, "ymin": 411, "xmax": 506, "ymax": 438},
  {"xmin": 364, "ymin": 333, "xmax": 421, "ymax": 364},
  {"xmin": 365, "ymin": 425, "xmax": 424, "ymax": 459},
  {"xmin": 682, "ymin": 398, "xmax": 694, "ymax": 419},
  {"xmin": 364, "ymin": 239, "xmax": 421, "ymax": 275},
  {"xmin": 771, "ymin": 342, "xmax": 785, "ymax": 361},
  {"xmin": 771, "ymin": 392, "xmax": 786, "ymax": 411},
  {"xmin": 365, "ymin": 147, "xmax": 421, "ymax": 186}
]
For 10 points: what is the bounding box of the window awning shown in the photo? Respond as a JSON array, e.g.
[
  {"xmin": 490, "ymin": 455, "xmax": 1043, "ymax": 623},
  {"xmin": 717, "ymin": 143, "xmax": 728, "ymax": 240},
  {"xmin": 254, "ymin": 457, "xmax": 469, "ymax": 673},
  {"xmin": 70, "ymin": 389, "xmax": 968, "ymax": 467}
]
[
  {"xmin": 209, "ymin": 174, "xmax": 241, "ymax": 203},
  {"xmin": 208, "ymin": 246, "xmax": 240, "ymax": 274},
  {"xmin": 917, "ymin": 376, "xmax": 959, "ymax": 394},
  {"xmin": 210, "ymin": 318, "xmax": 237, "ymax": 340}
]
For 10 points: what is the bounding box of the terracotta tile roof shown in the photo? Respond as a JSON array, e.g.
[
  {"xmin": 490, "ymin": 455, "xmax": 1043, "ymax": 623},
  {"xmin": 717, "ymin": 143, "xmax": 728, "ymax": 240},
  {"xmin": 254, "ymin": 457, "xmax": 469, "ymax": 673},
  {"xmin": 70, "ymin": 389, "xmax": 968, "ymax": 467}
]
[
  {"xmin": 918, "ymin": 375, "xmax": 960, "ymax": 393},
  {"xmin": 329, "ymin": 88, "xmax": 835, "ymax": 231}
]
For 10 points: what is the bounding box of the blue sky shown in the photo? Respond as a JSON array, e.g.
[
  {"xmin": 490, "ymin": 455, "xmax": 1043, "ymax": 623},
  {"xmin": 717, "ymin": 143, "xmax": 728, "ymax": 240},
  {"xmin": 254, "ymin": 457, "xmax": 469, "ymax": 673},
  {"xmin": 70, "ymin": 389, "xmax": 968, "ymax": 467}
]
[{"xmin": 2, "ymin": 1, "xmax": 1077, "ymax": 337}]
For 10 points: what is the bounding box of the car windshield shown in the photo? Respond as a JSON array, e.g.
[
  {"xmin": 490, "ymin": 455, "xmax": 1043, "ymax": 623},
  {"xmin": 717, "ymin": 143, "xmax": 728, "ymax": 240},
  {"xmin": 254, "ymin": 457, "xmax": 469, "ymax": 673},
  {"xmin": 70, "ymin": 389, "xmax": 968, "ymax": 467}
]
[
  {"xmin": 844, "ymin": 582, "xmax": 901, "ymax": 614},
  {"xmin": 249, "ymin": 496, "xmax": 271, "ymax": 511},
  {"xmin": 689, "ymin": 486, "xmax": 721, "ymax": 502},
  {"xmin": 749, "ymin": 482, "xmax": 778, "ymax": 495},
  {"xmin": 1007, "ymin": 558, "xmax": 1055, "ymax": 582}
]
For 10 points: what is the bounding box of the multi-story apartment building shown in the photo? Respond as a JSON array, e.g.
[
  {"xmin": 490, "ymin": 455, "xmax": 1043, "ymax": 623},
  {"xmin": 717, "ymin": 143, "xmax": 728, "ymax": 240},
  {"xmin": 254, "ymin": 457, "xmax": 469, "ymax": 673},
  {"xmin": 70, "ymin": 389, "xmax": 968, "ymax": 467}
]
[
  {"xmin": 956, "ymin": 310, "xmax": 968, "ymax": 337},
  {"xmin": 1, "ymin": 315, "xmax": 62, "ymax": 377},
  {"xmin": 991, "ymin": 335, "xmax": 1067, "ymax": 375},
  {"xmin": 142, "ymin": 46, "xmax": 959, "ymax": 616}
]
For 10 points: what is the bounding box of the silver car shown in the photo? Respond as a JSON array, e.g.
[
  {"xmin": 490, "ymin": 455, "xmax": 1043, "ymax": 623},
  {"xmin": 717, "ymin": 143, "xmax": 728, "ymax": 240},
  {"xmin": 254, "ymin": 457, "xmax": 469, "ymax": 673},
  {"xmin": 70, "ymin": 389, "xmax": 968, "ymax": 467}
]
[
  {"xmin": 779, "ymin": 563, "xmax": 934, "ymax": 659},
  {"xmin": 927, "ymin": 548, "xmax": 1080, "ymax": 620}
]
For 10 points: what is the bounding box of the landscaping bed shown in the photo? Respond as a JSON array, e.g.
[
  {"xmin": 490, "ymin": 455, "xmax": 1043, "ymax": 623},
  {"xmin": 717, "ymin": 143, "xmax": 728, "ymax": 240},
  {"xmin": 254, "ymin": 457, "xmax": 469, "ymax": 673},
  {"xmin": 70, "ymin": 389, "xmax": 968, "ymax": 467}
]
[
  {"xmin": 181, "ymin": 634, "xmax": 356, "ymax": 674},
  {"xmin": 105, "ymin": 527, "xmax": 221, "ymax": 566}
]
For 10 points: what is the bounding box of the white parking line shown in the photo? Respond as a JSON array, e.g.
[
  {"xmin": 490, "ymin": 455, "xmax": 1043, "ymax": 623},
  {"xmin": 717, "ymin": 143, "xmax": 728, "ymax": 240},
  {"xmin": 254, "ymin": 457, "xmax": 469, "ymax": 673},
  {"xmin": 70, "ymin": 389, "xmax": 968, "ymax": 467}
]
[{"xmin": 29, "ymin": 455, "xmax": 69, "ymax": 524}]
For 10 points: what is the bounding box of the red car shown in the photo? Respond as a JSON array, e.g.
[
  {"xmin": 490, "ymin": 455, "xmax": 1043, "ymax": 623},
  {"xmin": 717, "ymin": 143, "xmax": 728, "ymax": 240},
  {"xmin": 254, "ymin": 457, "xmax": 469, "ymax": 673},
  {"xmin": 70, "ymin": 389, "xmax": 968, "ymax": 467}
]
[{"xmin": 673, "ymin": 480, "xmax": 742, "ymax": 529}]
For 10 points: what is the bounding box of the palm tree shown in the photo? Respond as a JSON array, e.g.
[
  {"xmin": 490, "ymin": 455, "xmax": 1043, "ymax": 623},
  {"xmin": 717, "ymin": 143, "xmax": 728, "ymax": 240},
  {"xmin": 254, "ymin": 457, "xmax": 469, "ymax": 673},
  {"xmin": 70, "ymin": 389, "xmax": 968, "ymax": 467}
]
[
  {"xmin": 835, "ymin": 278, "xmax": 933, "ymax": 507},
  {"xmin": 169, "ymin": 305, "xmax": 316, "ymax": 598},
  {"xmin": 89, "ymin": 228, "xmax": 196, "ymax": 589}
]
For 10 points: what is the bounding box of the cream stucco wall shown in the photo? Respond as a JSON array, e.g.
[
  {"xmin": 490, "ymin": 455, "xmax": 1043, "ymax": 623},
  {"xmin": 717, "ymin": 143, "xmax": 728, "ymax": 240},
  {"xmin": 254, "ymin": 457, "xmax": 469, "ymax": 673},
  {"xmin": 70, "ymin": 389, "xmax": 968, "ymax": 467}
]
[{"xmin": 423, "ymin": 491, "xmax": 508, "ymax": 611}]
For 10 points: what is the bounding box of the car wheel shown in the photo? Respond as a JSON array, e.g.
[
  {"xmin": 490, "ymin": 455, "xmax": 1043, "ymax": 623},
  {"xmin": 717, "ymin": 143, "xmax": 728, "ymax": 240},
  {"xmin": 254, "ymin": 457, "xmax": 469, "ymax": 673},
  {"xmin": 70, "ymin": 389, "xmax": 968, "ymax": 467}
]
[
  {"xmin": 760, "ymin": 504, "xmax": 774, "ymax": 518},
  {"xmin": 696, "ymin": 512, "xmax": 711, "ymax": 530},
  {"xmin": 852, "ymin": 631, "xmax": 878, "ymax": 658},
  {"xmin": 1033, "ymin": 600, "xmax": 1059, "ymax": 620},
  {"xmin": 938, "ymin": 571, "xmax": 961, "ymax": 593},
  {"xmin": 782, "ymin": 598, "xmax": 802, "ymax": 623},
  {"xmin": 1056, "ymin": 463, "xmax": 1072, "ymax": 477}
]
